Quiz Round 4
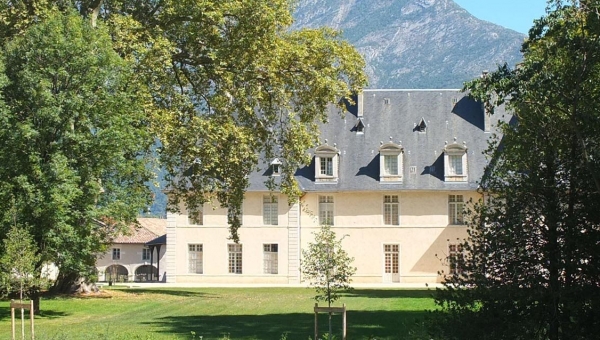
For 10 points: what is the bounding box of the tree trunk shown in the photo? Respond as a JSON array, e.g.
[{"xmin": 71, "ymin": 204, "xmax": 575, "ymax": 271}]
[
  {"xmin": 52, "ymin": 271, "xmax": 80, "ymax": 294},
  {"xmin": 328, "ymin": 312, "xmax": 332, "ymax": 340},
  {"xmin": 31, "ymin": 290, "xmax": 41, "ymax": 315}
]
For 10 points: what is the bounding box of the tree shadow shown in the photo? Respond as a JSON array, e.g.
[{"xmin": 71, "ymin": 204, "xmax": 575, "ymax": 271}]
[
  {"xmin": 118, "ymin": 288, "xmax": 217, "ymax": 298},
  {"xmin": 0, "ymin": 306, "xmax": 69, "ymax": 321},
  {"xmin": 341, "ymin": 289, "xmax": 435, "ymax": 299},
  {"xmin": 145, "ymin": 310, "xmax": 429, "ymax": 340}
]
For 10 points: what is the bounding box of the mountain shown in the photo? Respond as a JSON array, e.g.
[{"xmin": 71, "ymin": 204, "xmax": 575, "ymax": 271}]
[{"xmin": 292, "ymin": 0, "xmax": 526, "ymax": 89}]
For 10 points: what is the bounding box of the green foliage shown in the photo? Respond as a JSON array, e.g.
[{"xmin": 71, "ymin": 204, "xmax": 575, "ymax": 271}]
[
  {"xmin": 0, "ymin": 9, "xmax": 153, "ymax": 290},
  {"xmin": 301, "ymin": 225, "xmax": 356, "ymax": 307},
  {"xmin": 0, "ymin": 225, "xmax": 47, "ymax": 299},
  {"xmin": 0, "ymin": 1, "xmax": 366, "ymax": 243},
  {"xmin": 432, "ymin": 1, "xmax": 600, "ymax": 339}
]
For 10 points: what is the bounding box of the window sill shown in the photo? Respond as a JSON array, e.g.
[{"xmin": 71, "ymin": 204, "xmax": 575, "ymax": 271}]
[{"xmin": 444, "ymin": 176, "xmax": 468, "ymax": 182}]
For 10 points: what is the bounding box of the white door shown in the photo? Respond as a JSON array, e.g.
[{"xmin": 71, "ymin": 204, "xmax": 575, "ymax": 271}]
[{"xmin": 383, "ymin": 244, "xmax": 400, "ymax": 283}]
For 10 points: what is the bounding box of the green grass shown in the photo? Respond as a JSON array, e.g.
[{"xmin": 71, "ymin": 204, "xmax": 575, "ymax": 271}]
[{"xmin": 0, "ymin": 288, "xmax": 437, "ymax": 340}]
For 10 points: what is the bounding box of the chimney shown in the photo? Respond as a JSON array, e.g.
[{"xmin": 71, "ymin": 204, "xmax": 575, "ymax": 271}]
[
  {"xmin": 357, "ymin": 92, "xmax": 364, "ymax": 117},
  {"xmin": 481, "ymin": 70, "xmax": 491, "ymax": 132},
  {"xmin": 482, "ymin": 102, "xmax": 492, "ymax": 133}
]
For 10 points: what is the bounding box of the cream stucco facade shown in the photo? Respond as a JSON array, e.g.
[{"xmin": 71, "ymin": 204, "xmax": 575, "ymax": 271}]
[{"xmin": 165, "ymin": 190, "xmax": 475, "ymax": 284}]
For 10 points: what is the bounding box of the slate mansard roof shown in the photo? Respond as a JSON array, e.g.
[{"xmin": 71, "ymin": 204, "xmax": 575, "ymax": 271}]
[{"xmin": 248, "ymin": 89, "xmax": 511, "ymax": 192}]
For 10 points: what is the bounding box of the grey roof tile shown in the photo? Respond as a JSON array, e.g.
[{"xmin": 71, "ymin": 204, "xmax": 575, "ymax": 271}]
[{"xmin": 249, "ymin": 89, "xmax": 510, "ymax": 193}]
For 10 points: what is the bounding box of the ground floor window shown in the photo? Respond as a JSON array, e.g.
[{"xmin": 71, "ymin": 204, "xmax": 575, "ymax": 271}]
[
  {"xmin": 188, "ymin": 244, "xmax": 203, "ymax": 274},
  {"xmin": 384, "ymin": 244, "xmax": 400, "ymax": 283},
  {"xmin": 263, "ymin": 244, "xmax": 278, "ymax": 274},
  {"xmin": 448, "ymin": 243, "xmax": 463, "ymax": 275},
  {"xmin": 228, "ymin": 244, "xmax": 243, "ymax": 274}
]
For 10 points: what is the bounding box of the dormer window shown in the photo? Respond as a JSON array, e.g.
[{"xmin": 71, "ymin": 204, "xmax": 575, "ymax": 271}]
[
  {"xmin": 444, "ymin": 140, "xmax": 468, "ymax": 182},
  {"xmin": 416, "ymin": 118, "xmax": 427, "ymax": 133},
  {"xmin": 355, "ymin": 118, "xmax": 365, "ymax": 134},
  {"xmin": 315, "ymin": 143, "xmax": 339, "ymax": 183},
  {"xmin": 379, "ymin": 140, "xmax": 403, "ymax": 182},
  {"xmin": 270, "ymin": 158, "xmax": 282, "ymax": 176}
]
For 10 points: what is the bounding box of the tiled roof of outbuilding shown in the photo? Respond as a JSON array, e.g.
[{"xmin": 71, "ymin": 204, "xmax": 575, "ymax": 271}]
[
  {"xmin": 248, "ymin": 89, "xmax": 511, "ymax": 192},
  {"xmin": 112, "ymin": 218, "xmax": 167, "ymax": 244}
]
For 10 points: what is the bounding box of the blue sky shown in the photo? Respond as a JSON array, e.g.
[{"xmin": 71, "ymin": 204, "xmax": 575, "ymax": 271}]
[{"xmin": 454, "ymin": 0, "xmax": 548, "ymax": 34}]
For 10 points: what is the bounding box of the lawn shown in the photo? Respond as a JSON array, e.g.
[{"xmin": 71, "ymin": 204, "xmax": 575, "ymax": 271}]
[{"xmin": 0, "ymin": 287, "xmax": 437, "ymax": 340}]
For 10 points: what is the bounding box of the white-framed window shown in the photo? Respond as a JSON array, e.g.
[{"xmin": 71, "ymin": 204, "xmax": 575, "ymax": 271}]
[
  {"xmin": 188, "ymin": 205, "xmax": 203, "ymax": 225},
  {"xmin": 448, "ymin": 194, "xmax": 465, "ymax": 225},
  {"xmin": 384, "ymin": 155, "xmax": 398, "ymax": 175},
  {"xmin": 444, "ymin": 142, "xmax": 468, "ymax": 182},
  {"xmin": 383, "ymin": 244, "xmax": 400, "ymax": 283},
  {"xmin": 263, "ymin": 195, "xmax": 278, "ymax": 225},
  {"xmin": 384, "ymin": 195, "xmax": 399, "ymax": 225},
  {"xmin": 142, "ymin": 248, "xmax": 151, "ymax": 261},
  {"xmin": 263, "ymin": 244, "xmax": 278, "ymax": 274},
  {"xmin": 379, "ymin": 142, "xmax": 403, "ymax": 182},
  {"xmin": 319, "ymin": 195, "xmax": 334, "ymax": 225},
  {"xmin": 320, "ymin": 156, "xmax": 333, "ymax": 176},
  {"xmin": 449, "ymin": 155, "xmax": 463, "ymax": 175},
  {"xmin": 188, "ymin": 244, "xmax": 203, "ymax": 274},
  {"xmin": 448, "ymin": 243, "xmax": 463, "ymax": 275},
  {"xmin": 271, "ymin": 158, "xmax": 282, "ymax": 176},
  {"xmin": 112, "ymin": 248, "xmax": 121, "ymax": 260},
  {"xmin": 228, "ymin": 244, "xmax": 243, "ymax": 274},
  {"xmin": 315, "ymin": 144, "xmax": 339, "ymax": 183}
]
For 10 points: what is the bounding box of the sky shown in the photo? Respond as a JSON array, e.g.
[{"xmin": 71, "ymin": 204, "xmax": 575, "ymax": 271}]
[{"xmin": 453, "ymin": 0, "xmax": 548, "ymax": 34}]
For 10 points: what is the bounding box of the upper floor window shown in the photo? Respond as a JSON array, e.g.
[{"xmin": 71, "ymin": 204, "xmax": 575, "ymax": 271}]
[
  {"xmin": 379, "ymin": 141, "xmax": 403, "ymax": 182},
  {"xmin": 112, "ymin": 248, "xmax": 121, "ymax": 260},
  {"xmin": 444, "ymin": 140, "xmax": 468, "ymax": 182},
  {"xmin": 315, "ymin": 143, "xmax": 339, "ymax": 183},
  {"xmin": 384, "ymin": 195, "xmax": 399, "ymax": 225},
  {"xmin": 142, "ymin": 248, "xmax": 151, "ymax": 261},
  {"xmin": 448, "ymin": 194, "xmax": 465, "ymax": 225},
  {"xmin": 228, "ymin": 207, "xmax": 243, "ymax": 226},
  {"xmin": 319, "ymin": 195, "xmax": 334, "ymax": 225},
  {"xmin": 263, "ymin": 195, "xmax": 278, "ymax": 225},
  {"xmin": 188, "ymin": 205, "xmax": 203, "ymax": 225}
]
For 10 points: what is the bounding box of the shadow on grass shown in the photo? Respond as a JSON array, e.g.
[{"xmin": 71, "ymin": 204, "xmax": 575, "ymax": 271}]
[
  {"xmin": 341, "ymin": 289, "xmax": 436, "ymax": 299},
  {"xmin": 0, "ymin": 306, "xmax": 69, "ymax": 321},
  {"xmin": 145, "ymin": 310, "xmax": 429, "ymax": 340},
  {"xmin": 119, "ymin": 288, "xmax": 218, "ymax": 298}
]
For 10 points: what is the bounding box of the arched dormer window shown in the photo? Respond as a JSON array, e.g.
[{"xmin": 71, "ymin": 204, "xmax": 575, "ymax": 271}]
[
  {"xmin": 379, "ymin": 140, "xmax": 403, "ymax": 182},
  {"xmin": 315, "ymin": 143, "xmax": 339, "ymax": 183},
  {"xmin": 444, "ymin": 140, "xmax": 468, "ymax": 182}
]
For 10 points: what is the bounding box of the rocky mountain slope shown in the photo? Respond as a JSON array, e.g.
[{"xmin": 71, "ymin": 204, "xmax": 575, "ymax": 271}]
[{"xmin": 293, "ymin": 0, "xmax": 526, "ymax": 89}]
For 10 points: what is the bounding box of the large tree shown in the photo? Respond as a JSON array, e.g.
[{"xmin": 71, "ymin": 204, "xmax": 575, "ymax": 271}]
[
  {"xmin": 430, "ymin": 1, "xmax": 600, "ymax": 339},
  {"xmin": 0, "ymin": 10, "xmax": 154, "ymax": 292},
  {"xmin": 0, "ymin": 0, "xmax": 366, "ymax": 242}
]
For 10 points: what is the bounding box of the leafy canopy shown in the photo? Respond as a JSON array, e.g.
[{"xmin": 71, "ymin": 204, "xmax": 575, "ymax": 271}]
[
  {"xmin": 0, "ymin": 9, "xmax": 154, "ymax": 289},
  {"xmin": 0, "ymin": 0, "xmax": 367, "ymax": 241},
  {"xmin": 431, "ymin": 1, "xmax": 600, "ymax": 339}
]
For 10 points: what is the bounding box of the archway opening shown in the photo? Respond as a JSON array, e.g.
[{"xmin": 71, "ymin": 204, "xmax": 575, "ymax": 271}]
[{"xmin": 105, "ymin": 264, "xmax": 128, "ymax": 283}]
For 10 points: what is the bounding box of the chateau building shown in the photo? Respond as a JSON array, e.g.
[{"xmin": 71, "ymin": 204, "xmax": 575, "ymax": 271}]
[{"xmin": 164, "ymin": 89, "xmax": 509, "ymax": 284}]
